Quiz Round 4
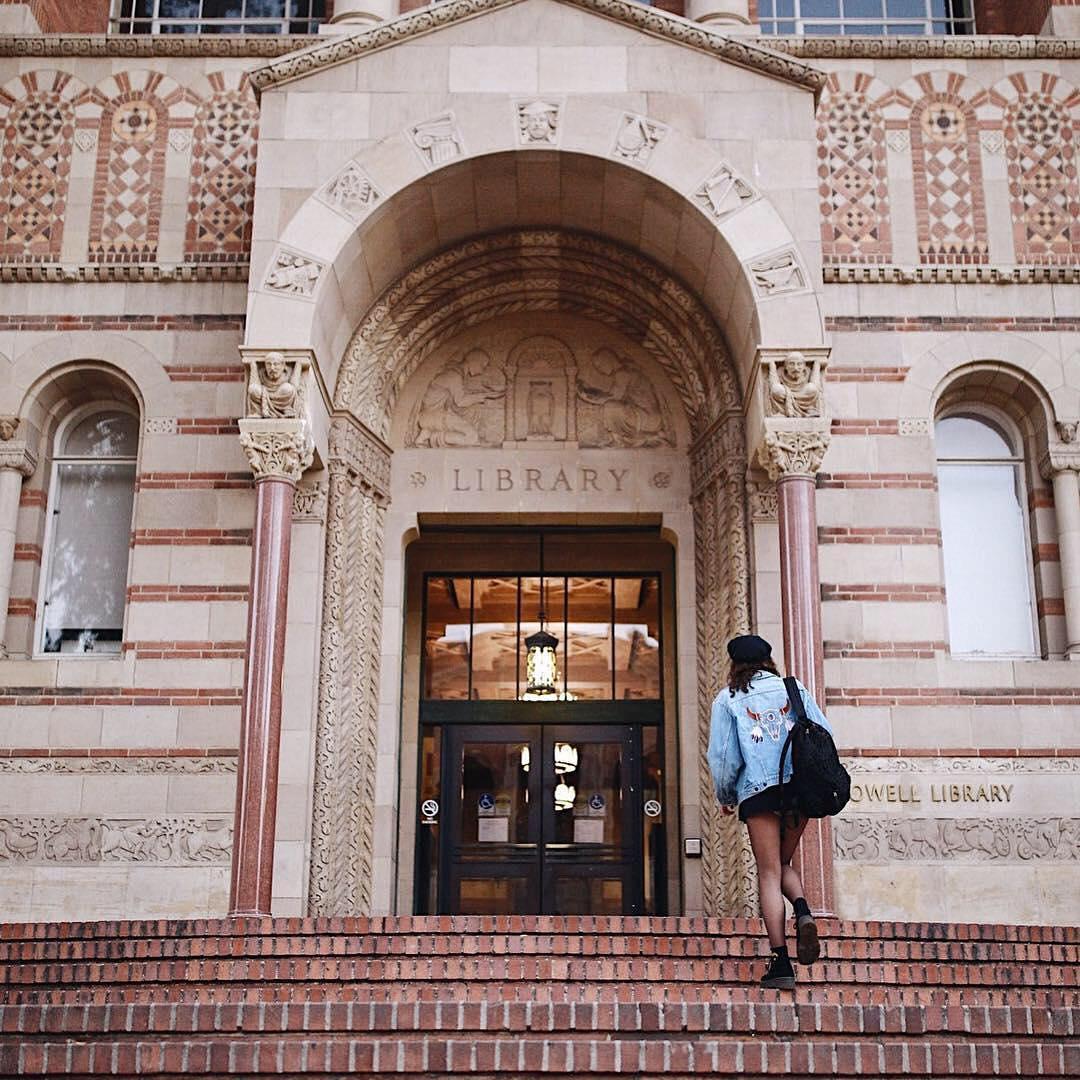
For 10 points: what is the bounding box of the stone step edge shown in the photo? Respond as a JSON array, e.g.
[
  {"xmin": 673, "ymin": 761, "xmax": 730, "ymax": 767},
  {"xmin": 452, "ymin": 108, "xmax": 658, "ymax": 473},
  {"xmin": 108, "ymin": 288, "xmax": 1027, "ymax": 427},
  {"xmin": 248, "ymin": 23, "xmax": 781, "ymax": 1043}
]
[
  {"xmin": 3, "ymin": 1000, "xmax": 1076, "ymax": 1038},
  {"xmin": 2, "ymin": 916, "xmax": 1075, "ymax": 945},
  {"xmin": 5, "ymin": 1036, "xmax": 1076, "ymax": 1077}
]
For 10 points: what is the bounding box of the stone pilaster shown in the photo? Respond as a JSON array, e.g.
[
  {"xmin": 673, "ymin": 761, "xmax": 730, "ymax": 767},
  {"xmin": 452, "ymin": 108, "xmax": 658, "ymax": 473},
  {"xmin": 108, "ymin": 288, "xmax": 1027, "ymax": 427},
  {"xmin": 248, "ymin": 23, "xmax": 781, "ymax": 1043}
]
[
  {"xmin": 1040, "ymin": 434, "xmax": 1080, "ymax": 660},
  {"xmin": 0, "ymin": 421, "xmax": 38, "ymax": 658},
  {"xmin": 690, "ymin": 412, "xmax": 757, "ymax": 917},
  {"xmin": 308, "ymin": 416, "xmax": 392, "ymax": 915}
]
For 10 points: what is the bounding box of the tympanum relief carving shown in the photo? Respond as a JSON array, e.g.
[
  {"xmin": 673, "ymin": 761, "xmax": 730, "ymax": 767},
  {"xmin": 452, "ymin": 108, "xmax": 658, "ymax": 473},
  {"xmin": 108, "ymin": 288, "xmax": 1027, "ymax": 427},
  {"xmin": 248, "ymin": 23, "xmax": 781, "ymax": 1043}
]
[{"xmin": 406, "ymin": 335, "xmax": 675, "ymax": 450}]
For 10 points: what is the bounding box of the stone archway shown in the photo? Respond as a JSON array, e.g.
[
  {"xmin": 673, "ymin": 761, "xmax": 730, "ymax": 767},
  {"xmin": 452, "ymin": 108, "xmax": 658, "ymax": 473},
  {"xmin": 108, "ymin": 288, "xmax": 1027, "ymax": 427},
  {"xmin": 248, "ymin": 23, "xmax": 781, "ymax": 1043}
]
[{"xmin": 308, "ymin": 228, "xmax": 758, "ymax": 916}]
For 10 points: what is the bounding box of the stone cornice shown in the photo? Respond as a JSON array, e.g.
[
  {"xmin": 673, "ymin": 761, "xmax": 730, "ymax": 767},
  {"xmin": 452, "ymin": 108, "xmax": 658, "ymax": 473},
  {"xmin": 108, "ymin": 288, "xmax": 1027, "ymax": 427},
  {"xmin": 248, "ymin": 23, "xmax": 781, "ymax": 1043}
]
[
  {"xmin": 249, "ymin": 0, "xmax": 826, "ymax": 95},
  {"xmin": 824, "ymin": 264, "xmax": 1080, "ymax": 286},
  {"xmin": 0, "ymin": 34, "xmax": 315, "ymax": 58},
  {"xmin": 0, "ymin": 262, "xmax": 250, "ymax": 284},
  {"xmin": 760, "ymin": 35, "xmax": 1080, "ymax": 60}
]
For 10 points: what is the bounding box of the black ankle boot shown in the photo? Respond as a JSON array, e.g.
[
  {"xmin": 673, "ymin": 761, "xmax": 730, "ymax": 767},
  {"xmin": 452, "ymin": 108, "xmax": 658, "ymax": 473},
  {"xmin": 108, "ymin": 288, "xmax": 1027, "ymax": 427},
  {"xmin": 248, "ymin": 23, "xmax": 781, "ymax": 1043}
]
[{"xmin": 760, "ymin": 947, "xmax": 796, "ymax": 990}]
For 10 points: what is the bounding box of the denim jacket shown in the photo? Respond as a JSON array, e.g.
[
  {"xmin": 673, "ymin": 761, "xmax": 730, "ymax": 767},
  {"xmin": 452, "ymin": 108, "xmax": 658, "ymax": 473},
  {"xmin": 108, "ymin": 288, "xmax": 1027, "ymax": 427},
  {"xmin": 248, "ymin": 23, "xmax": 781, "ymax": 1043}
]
[{"xmin": 707, "ymin": 672, "xmax": 834, "ymax": 808}]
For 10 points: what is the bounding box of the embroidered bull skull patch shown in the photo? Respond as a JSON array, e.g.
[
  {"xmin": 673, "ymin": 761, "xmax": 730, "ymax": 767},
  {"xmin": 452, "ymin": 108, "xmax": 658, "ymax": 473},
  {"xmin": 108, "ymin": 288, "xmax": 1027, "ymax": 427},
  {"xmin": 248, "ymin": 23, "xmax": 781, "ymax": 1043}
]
[{"xmin": 747, "ymin": 702, "xmax": 791, "ymax": 743}]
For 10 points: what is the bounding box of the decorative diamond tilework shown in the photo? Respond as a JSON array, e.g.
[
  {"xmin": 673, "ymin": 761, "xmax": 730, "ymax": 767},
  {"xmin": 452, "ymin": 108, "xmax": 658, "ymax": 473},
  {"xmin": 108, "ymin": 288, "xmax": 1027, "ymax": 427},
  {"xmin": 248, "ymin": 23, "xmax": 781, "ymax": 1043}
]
[
  {"xmin": 910, "ymin": 94, "xmax": 988, "ymax": 264},
  {"xmin": 0, "ymin": 70, "xmax": 83, "ymax": 262},
  {"xmin": 995, "ymin": 74, "xmax": 1080, "ymax": 265},
  {"xmin": 185, "ymin": 72, "xmax": 258, "ymax": 263},
  {"xmin": 81, "ymin": 70, "xmax": 196, "ymax": 265},
  {"xmin": 818, "ymin": 73, "xmax": 892, "ymax": 264}
]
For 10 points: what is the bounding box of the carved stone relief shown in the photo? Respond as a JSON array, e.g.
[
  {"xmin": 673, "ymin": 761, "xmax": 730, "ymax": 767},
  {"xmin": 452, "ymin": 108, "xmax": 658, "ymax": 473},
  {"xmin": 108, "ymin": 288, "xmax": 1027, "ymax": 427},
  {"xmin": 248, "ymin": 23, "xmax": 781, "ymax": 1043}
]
[
  {"xmin": 749, "ymin": 482, "xmax": 778, "ymax": 522},
  {"xmin": 0, "ymin": 816, "xmax": 232, "ymax": 864},
  {"xmin": 763, "ymin": 351, "xmax": 825, "ymax": 419},
  {"xmin": 0, "ymin": 756, "xmax": 236, "ymax": 774},
  {"xmin": 406, "ymin": 337, "xmax": 675, "ymax": 450},
  {"xmin": 263, "ymin": 248, "xmax": 323, "ymax": 297},
  {"xmin": 246, "ymin": 350, "xmax": 306, "ymax": 419},
  {"xmin": 612, "ymin": 113, "xmax": 666, "ymax": 165},
  {"xmin": 835, "ymin": 816, "xmax": 1080, "ymax": 862},
  {"xmin": 843, "ymin": 756, "xmax": 1080, "ymax": 775},
  {"xmin": 516, "ymin": 99, "xmax": 560, "ymax": 146},
  {"xmin": 758, "ymin": 427, "xmax": 831, "ymax": 481},
  {"xmin": 293, "ymin": 480, "xmax": 328, "ymax": 522},
  {"xmin": 898, "ymin": 417, "xmax": 931, "ymax": 436},
  {"xmin": 747, "ymin": 249, "xmax": 808, "ymax": 298},
  {"xmin": 694, "ymin": 162, "xmax": 758, "ymax": 223},
  {"xmin": 408, "ymin": 111, "xmax": 463, "ymax": 168},
  {"xmin": 318, "ymin": 160, "xmax": 381, "ymax": 222}
]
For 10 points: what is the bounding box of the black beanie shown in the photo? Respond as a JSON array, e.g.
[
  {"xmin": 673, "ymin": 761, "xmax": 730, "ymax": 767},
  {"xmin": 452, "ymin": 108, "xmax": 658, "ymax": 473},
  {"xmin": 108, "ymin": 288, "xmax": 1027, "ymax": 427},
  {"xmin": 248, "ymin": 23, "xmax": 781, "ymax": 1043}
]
[{"xmin": 727, "ymin": 634, "xmax": 773, "ymax": 663}]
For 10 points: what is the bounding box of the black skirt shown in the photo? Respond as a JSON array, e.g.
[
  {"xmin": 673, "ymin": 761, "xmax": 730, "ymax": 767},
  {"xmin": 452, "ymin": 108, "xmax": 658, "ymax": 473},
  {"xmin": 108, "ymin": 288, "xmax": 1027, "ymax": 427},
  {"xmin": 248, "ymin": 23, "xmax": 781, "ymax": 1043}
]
[{"xmin": 738, "ymin": 782, "xmax": 797, "ymax": 823}]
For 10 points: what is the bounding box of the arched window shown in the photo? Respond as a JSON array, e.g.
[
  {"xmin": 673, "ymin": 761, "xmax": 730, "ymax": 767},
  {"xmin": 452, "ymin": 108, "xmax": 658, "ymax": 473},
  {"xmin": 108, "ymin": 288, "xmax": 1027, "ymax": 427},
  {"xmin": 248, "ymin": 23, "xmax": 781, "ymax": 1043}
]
[
  {"xmin": 935, "ymin": 412, "xmax": 1037, "ymax": 656},
  {"xmin": 38, "ymin": 407, "xmax": 138, "ymax": 654}
]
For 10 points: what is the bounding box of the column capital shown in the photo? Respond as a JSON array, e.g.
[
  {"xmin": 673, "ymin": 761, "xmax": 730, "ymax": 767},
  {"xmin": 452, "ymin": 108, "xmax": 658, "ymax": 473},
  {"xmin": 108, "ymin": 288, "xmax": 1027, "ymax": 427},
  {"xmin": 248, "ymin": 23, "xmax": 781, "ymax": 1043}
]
[
  {"xmin": 239, "ymin": 347, "xmax": 315, "ymax": 422},
  {"xmin": 1039, "ymin": 443, "xmax": 1080, "ymax": 479},
  {"xmin": 238, "ymin": 418, "xmax": 313, "ymax": 485},
  {"xmin": 328, "ymin": 416, "xmax": 391, "ymax": 503},
  {"xmin": 0, "ymin": 419, "xmax": 37, "ymax": 477},
  {"xmin": 758, "ymin": 421, "xmax": 831, "ymax": 482}
]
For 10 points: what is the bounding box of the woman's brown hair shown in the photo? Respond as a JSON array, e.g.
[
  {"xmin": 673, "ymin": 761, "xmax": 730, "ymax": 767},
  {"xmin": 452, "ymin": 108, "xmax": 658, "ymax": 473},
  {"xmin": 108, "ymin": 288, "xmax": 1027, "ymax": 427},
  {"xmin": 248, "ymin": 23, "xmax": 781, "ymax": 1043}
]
[{"xmin": 728, "ymin": 657, "xmax": 781, "ymax": 695}]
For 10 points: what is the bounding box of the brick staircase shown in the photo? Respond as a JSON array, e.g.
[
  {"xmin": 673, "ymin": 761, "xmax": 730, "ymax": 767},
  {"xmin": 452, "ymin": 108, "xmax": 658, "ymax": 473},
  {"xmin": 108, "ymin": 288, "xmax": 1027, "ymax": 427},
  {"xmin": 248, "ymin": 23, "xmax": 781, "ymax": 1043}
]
[{"xmin": 1, "ymin": 916, "xmax": 1076, "ymax": 1076}]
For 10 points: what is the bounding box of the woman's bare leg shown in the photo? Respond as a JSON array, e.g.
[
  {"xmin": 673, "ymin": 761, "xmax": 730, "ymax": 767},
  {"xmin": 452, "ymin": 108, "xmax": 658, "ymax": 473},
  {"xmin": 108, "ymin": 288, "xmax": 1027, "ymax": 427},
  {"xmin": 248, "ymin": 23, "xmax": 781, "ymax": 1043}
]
[
  {"xmin": 745, "ymin": 813, "xmax": 787, "ymax": 948},
  {"xmin": 779, "ymin": 815, "xmax": 808, "ymax": 905}
]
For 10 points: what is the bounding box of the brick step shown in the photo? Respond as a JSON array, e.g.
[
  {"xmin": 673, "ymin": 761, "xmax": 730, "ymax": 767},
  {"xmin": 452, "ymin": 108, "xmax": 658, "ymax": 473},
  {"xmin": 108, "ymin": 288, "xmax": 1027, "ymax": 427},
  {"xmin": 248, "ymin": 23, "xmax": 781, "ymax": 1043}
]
[
  {"xmin": 4, "ymin": 1034, "xmax": 1076, "ymax": 1077},
  {"xmin": 6, "ymin": 982, "xmax": 1075, "ymax": 1011},
  {"xmin": 4, "ymin": 999, "xmax": 1077, "ymax": 1039},
  {"xmin": 4, "ymin": 957, "xmax": 1073, "ymax": 993},
  {"xmin": 3, "ymin": 915, "xmax": 1074, "ymax": 947},
  {"xmin": 4, "ymin": 933, "xmax": 1072, "ymax": 965}
]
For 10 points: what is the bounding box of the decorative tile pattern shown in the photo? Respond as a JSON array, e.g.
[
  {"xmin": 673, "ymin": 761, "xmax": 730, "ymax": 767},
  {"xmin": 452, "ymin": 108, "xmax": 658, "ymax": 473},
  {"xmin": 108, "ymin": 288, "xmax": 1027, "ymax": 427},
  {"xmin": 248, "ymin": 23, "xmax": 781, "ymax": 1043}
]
[
  {"xmin": 0, "ymin": 70, "xmax": 83, "ymax": 262},
  {"xmin": 185, "ymin": 72, "xmax": 258, "ymax": 263},
  {"xmin": 986, "ymin": 73, "xmax": 1080, "ymax": 265},
  {"xmin": 896, "ymin": 73, "xmax": 989, "ymax": 265},
  {"xmin": 79, "ymin": 70, "xmax": 196, "ymax": 264},
  {"xmin": 818, "ymin": 73, "xmax": 892, "ymax": 264}
]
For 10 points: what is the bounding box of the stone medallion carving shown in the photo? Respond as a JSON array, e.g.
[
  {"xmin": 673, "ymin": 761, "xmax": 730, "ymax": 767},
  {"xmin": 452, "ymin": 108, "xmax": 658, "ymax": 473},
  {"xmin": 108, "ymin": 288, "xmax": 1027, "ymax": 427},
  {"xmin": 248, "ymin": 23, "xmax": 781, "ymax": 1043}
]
[
  {"xmin": 516, "ymin": 99, "xmax": 560, "ymax": 146},
  {"xmin": 747, "ymin": 248, "xmax": 809, "ymax": 298},
  {"xmin": 263, "ymin": 248, "xmax": 324, "ymax": 297},
  {"xmin": 693, "ymin": 162, "xmax": 757, "ymax": 223},
  {"xmin": 405, "ymin": 337, "xmax": 675, "ymax": 449},
  {"xmin": 318, "ymin": 160, "xmax": 381, "ymax": 222},
  {"xmin": 408, "ymin": 111, "xmax": 464, "ymax": 168},
  {"xmin": 612, "ymin": 113, "xmax": 667, "ymax": 165}
]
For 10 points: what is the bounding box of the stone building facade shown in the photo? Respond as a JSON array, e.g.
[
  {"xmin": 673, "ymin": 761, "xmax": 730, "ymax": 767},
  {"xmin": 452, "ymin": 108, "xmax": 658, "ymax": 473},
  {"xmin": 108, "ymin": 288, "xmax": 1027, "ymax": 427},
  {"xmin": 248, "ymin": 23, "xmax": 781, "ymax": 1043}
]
[{"xmin": 0, "ymin": 0, "xmax": 1077, "ymax": 928}]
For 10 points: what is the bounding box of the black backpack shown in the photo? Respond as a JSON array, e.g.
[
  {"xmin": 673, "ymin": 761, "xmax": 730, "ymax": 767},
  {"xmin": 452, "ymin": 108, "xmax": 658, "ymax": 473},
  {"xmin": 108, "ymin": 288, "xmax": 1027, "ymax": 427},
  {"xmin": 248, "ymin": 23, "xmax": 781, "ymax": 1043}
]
[{"xmin": 778, "ymin": 676, "xmax": 851, "ymax": 819}]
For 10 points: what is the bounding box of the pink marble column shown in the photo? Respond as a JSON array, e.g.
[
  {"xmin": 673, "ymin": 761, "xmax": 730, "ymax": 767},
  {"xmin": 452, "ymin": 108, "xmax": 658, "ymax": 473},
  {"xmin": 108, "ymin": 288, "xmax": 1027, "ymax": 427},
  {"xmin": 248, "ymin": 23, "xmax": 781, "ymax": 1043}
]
[
  {"xmin": 777, "ymin": 473, "xmax": 835, "ymax": 916},
  {"xmin": 228, "ymin": 477, "xmax": 294, "ymax": 917}
]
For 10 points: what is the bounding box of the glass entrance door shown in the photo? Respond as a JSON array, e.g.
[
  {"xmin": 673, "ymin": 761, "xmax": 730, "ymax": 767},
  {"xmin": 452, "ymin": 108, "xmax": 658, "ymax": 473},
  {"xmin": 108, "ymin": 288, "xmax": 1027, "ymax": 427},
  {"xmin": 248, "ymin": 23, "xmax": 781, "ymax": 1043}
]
[{"xmin": 441, "ymin": 723, "xmax": 641, "ymax": 915}]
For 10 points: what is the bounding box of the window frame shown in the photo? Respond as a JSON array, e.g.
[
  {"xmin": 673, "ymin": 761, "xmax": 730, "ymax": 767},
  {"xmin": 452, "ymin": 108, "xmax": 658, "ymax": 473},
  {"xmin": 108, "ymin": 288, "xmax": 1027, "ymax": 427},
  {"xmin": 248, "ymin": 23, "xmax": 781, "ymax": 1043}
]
[
  {"xmin": 934, "ymin": 405, "xmax": 1041, "ymax": 660},
  {"xmin": 109, "ymin": 0, "xmax": 326, "ymax": 35},
  {"xmin": 757, "ymin": 0, "xmax": 976, "ymax": 36},
  {"xmin": 34, "ymin": 402, "xmax": 140, "ymax": 660}
]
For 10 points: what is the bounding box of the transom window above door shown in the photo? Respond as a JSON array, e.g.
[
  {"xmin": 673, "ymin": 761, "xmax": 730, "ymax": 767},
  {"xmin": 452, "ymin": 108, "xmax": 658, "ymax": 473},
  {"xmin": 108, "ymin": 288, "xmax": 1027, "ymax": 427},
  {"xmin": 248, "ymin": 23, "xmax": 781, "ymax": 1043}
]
[{"xmin": 423, "ymin": 575, "xmax": 662, "ymax": 701}]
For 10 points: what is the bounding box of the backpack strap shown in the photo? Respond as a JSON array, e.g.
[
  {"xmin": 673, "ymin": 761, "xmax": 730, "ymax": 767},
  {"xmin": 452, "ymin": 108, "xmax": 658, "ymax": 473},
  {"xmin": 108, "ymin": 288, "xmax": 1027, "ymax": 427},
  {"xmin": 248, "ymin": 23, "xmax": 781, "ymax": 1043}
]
[{"xmin": 777, "ymin": 677, "xmax": 805, "ymax": 821}]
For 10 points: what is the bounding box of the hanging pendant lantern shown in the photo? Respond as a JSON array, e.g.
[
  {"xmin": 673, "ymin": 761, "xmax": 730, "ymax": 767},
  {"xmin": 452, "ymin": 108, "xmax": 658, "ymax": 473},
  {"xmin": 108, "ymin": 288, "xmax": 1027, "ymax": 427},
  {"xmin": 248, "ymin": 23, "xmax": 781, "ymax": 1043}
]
[{"xmin": 522, "ymin": 532, "xmax": 563, "ymax": 700}]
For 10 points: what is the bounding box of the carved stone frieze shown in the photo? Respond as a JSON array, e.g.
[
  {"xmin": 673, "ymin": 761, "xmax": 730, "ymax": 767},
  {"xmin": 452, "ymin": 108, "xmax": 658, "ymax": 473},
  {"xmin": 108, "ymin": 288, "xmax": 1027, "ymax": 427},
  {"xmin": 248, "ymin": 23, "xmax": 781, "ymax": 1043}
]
[
  {"xmin": 747, "ymin": 248, "xmax": 809, "ymax": 298},
  {"xmin": 824, "ymin": 264, "xmax": 1080, "ymax": 285},
  {"xmin": 0, "ymin": 816, "xmax": 232, "ymax": 864},
  {"xmin": 317, "ymin": 160, "xmax": 381, "ymax": 222},
  {"xmin": 293, "ymin": 481, "xmax": 328, "ymax": 522},
  {"xmin": 842, "ymin": 756, "xmax": 1080, "ymax": 775},
  {"xmin": 263, "ymin": 248, "xmax": 323, "ymax": 298},
  {"xmin": 339, "ymin": 231, "xmax": 738, "ymax": 443},
  {"xmin": 612, "ymin": 113, "xmax": 666, "ymax": 166},
  {"xmin": 328, "ymin": 416, "xmax": 391, "ymax": 501},
  {"xmin": 693, "ymin": 162, "xmax": 757, "ymax": 223},
  {"xmin": 408, "ymin": 111, "xmax": 464, "ymax": 168},
  {"xmin": 761, "ymin": 349, "xmax": 827, "ymax": 419},
  {"xmin": 0, "ymin": 756, "xmax": 237, "ymax": 775},
  {"xmin": 238, "ymin": 418, "xmax": 314, "ymax": 484},
  {"xmin": 835, "ymin": 816, "xmax": 1080, "ymax": 862},
  {"xmin": 749, "ymin": 482, "xmax": 778, "ymax": 522},
  {"xmin": 248, "ymin": 0, "xmax": 825, "ymax": 94},
  {"xmin": 758, "ymin": 425, "xmax": 831, "ymax": 481},
  {"xmin": 516, "ymin": 99, "xmax": 560, "ymax": 146},
  {"xmin": 689, "ymin": 414, "xmax": 745, "ymax": 497},
  {"xmin": 0, "ymin": 263, "xmax": 250, "ymax": 284}
]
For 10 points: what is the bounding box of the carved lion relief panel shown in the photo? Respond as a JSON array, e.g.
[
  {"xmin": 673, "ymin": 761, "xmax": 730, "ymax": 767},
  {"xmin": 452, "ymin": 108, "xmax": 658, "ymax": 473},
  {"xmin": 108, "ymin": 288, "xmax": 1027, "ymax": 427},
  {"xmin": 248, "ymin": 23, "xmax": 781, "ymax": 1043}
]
[{"xmin": 398, "ymin": 318, "xmax": 681, "ymax": 451}]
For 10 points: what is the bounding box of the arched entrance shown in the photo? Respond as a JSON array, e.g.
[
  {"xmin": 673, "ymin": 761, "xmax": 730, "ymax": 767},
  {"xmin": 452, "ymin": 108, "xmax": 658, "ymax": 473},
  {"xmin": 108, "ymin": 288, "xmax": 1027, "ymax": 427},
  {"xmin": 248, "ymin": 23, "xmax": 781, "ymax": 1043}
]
[
  {"xmin": 233, "ymin": 125, "xmax": 830, "ymax": 918},
  {"xmin": 309, "ymin": 225, "xmax": 755, "ymax": 917}
]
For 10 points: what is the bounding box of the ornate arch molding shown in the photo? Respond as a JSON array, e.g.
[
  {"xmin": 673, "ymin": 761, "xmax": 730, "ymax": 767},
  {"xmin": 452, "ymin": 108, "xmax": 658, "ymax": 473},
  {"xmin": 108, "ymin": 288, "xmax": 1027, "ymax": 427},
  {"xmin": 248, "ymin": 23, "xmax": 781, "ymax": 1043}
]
[
  {"xmin": 333, "ymin": 229, "xmax": 741, "ymax": 441},
  {"xmin": 310, "ymin": 228, "xmax": 758, "ymax": 916}
]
